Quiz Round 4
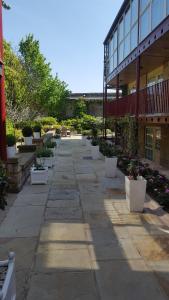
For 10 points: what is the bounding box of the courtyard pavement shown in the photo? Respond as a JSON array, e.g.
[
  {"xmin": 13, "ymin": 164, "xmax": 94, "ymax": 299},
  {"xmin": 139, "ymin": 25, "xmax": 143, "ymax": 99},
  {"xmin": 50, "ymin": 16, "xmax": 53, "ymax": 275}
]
[{"xmin": 0, "ymin": 136, "xmax": 169, "ymax": 299}]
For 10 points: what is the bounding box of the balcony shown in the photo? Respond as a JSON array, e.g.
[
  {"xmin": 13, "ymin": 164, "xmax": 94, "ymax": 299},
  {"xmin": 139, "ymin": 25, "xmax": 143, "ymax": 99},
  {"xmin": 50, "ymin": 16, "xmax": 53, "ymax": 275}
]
[{"xmin": 105, "ymin": 79, "xmax": 169, "ymax": 117}]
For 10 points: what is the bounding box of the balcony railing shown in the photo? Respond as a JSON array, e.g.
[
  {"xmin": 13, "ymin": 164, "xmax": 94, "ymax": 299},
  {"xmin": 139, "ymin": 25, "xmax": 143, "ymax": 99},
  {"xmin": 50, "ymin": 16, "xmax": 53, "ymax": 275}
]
[{"xmin": 105, "ymin": 79, "xmax": 169, "ymax": 117}]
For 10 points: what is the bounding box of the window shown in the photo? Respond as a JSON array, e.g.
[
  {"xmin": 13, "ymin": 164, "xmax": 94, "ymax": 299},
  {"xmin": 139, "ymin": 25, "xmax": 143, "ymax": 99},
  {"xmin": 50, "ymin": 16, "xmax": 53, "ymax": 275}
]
[
  {"xmin": 124, "ymin": 34, "xmax": 130, "ymax": 58},
  {"xmin": 131, "ymin": 23, "xmax": 138, "ymax": 50},
  {"xmin": 167, "ymin": 0, "xmax": 169, "ymax": 15},
  {"xmin": 109, "ymin": 37, "xmax": 113, "ymax": 58},
  {"xmin": 145, "ymin": 127, "xmax": 153, "ymax": 160},
  {"xmin": 131, "ymin": 0, "xmax": 138, "ymax": 25},
  {"xmin": 119, "ymin": 42, "xmax": 124, "ymax": 63},
  {"xmin": 109, "ymin": 56, "xmax": 114, "ymax": 73},
  {"xmin": 152, "ymin": 0, "xmax": 165, "ymax": 30},
  {"xmin": 119, "ymin": 19, "xmax": 124, "ymax": 42},
  {"xmin": 114, "ymin": 30, "xmax": 117, "ymax": 50},
  {"xmin": 140, "ymin": 7, "xmax": 150, "ymax": 41},
  {"xmin": 114, "ymin": 50, "xmax": 117, "ymax": 68},
  {"xmin": 140, "ymin": 0, "xmax": 150, "ymax": 12},
  {"xmin": 124, "ymin": 7, "xmax": 131, "ymax": 36}
]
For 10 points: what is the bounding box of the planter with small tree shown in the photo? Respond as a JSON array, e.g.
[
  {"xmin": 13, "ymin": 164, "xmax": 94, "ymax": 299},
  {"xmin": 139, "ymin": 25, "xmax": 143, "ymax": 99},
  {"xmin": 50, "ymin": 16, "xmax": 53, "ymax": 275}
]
[
  {"xmin": 6, "ymin": 135, "xmax": 16, "ymax": 158},
  {"xmin": 125, "ymin": 161, "xmax": 147, "ymax": 212},
  {"xmin": 22, "ymin": 126, "xmax": 33, "ymax": 145},
  {"xmin": 30, "ymin": 163, "xmax": 48, "ymax": 185},
  {"xmin": 101, "ymin": 144, "xmax": 117, "ymax": 178},
  {"xmin": 36, "ymin": 148, "xmax": 54, "ymax": 168},
  {"xmin": 33, "ymin": 125, "xmax": 41, "ymax": 139},
  {"xmin": 46, "ymin": 141, "xmax": 57, "ymax": 155}
]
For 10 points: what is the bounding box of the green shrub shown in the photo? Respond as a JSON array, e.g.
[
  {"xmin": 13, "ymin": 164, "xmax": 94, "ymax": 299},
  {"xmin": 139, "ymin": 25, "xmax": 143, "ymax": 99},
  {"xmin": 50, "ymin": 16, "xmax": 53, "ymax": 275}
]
[
  {"xmin": 22, "ymin": 126, "xmax": 33, "ymax": 137},
  {"xmin": 6, "ymin": 134, "xmax": 16, "ymax": 147},
  {"xmin": 38, "ymin": 117, "xmax": 57, "ymax": 125},
  {"xmin": 45, "ymin": 141, "xmax": 56, "ymax": 149},
  {"xmin": 36, "ymin": 148, "xmax": 53, "ymax": 158},
  {"xmin": 91, "ymin": 138, "xmax": 99, "ymax": 146},
  {"xmin": 6, "ymin": 119, "xmax": 14, "ymax": 135}
]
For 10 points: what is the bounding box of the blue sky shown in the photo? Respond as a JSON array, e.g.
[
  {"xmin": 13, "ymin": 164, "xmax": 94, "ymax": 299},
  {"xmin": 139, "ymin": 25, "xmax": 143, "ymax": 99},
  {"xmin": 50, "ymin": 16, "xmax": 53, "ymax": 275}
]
[{"xmin": 3, "ymin": 0, "xmax": 123, "ymax": 92}]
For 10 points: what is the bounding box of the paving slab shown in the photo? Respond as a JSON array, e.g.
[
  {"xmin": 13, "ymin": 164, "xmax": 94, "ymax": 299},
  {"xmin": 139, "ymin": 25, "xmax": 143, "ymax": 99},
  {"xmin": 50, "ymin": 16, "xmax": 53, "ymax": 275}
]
[
  {"xmin": 47, "ymin": 199, "xmax": 80, "ymax": 208},
  {"xmin": 14, "ymin": 193, "xmax": 47, "ymax": 206},
  {"xmin": 19, "ymin": 185, "xmax": 49, "ymax": 195},
  {"xmin": 35, "ymin": 245, "xmax": 92, "ymax": 272},
  {"xmin": 0, "ymin": 206, "xmax": 44, "ymax": 237},
  {"xmin": 27, "ymin": 271, "xmax": 99, "ymax": 300},
  {"xmin": 95, "ymin": 260, "xmax": 168, "ymax": 300},
  {"xmin": 45, "ymin": 207, "xmax": 83, "ymax": 220},
  {"xmin": 48, "ymin": 188, "xmax": 79, "ymax": 200}
]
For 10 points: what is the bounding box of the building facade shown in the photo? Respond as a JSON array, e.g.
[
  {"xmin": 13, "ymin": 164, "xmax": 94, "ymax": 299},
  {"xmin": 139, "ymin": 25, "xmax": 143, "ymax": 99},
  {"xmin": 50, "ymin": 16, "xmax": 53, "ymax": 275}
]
[
  {"xmin": 104, "ymin": 0, "xmax": 169, "ymax": 167},
  {"xmin": 66, "ymin": 93, "xmax": 114, "ymax": 118}
]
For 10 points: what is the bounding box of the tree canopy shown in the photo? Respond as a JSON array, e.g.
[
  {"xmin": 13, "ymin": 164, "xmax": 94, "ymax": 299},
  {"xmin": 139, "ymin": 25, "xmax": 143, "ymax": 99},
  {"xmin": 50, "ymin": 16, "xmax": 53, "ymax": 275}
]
[{"xmin": 4, "ymin": 34, "xmax": 70, "ymax": 122}]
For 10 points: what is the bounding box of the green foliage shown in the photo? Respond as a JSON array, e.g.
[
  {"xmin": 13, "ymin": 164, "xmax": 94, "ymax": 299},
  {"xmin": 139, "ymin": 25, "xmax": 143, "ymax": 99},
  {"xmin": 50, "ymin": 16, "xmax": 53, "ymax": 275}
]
[
  {"xmin": 6, "ymin": 118, "xmax": 14, "ymax": 135},
  {"xmin": 2, "ymin": 1, "xmax": 10, "ymax": 10},
  {"xmin": 33, "ymin": 125, "xmax": 41, "ymax": 132},
  {"xmin": 74, "ymin": 98, "xmax": 87, "ymax": 118},
  {"xmin": 45, "ymin": 141, "xmax": 56, "ymax": 149},
  {"xmin": 38, "ymin": 117, "xmax": 57, "ymax": 125},
  {"xmin": 36, "ymin": 148, "xmax": 53, "ymax": 158},
  {"xmin": 22, "ymin": 126, "xmax": 33, "ymax": 137},
  {"xmin": 0, "ymin": 161, "xmax": 8, "ymax": 210},
  {"xmin": 6, "ymin": 134, "xmax": 16, "ymax": 147},
  {"xmin": 91, "ymin": 138, "xmax": 99, "ymax": 146}
]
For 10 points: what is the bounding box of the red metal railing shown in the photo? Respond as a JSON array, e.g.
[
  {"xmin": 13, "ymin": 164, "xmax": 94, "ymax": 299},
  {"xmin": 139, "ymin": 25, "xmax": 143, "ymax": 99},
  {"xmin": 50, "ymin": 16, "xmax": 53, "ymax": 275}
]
[{"xmin": 105, "ymin": 79, "xmax": 169, "ymax": 117}]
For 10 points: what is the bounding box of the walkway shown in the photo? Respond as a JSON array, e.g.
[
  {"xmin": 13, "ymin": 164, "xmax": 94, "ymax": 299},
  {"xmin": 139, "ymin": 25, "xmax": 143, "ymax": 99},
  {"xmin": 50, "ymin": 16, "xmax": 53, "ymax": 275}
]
[{"xmin": 0, "ymin": 136, "xmax": 169, "ymax": 299}]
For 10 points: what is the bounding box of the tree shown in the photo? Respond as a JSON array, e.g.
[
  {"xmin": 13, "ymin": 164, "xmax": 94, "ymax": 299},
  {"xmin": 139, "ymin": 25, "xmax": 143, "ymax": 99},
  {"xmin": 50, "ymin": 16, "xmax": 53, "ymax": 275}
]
[{"xmin": 74, "ymin": 98, "xmax": 87, "ymax": 118}]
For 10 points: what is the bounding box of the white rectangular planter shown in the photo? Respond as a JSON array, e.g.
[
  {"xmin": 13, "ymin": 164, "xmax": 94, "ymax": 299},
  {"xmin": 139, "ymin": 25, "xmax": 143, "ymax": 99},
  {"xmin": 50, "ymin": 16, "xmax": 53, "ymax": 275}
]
[
  {"xmin": 105, "ymin": 157, "xmax": 117, "ymax": 178},
  {"xmin": 33, "ymin": 132, "xmax": 40, "ymax": 139},
  {"xmin": 36, "ymin": 157, "xmax": 54, "ymax": 168},
  {"xmin": 125, "ymin": 176, "xmax": 147, "ymax": 212},
  {"xmin": 31, "ymin": 167, "xmax": 48, "ymax": 185},
  {"xmin": 24, "ymin": 137, "xmax": 33, "ymax": 145},
  {"xmin": 91, "ymin": 145, "xmax": 100, "ymax": 160},
  {"xmin": 7, "ymin": 146, "xmax": 16, "ymax": 159},
  {"xmin": 81, "ymin": 136, "xmax": 86, "ymax": 146},
  {"xmin": 0, "ymin": 252, "xmax": 16, "ymax": 300}
]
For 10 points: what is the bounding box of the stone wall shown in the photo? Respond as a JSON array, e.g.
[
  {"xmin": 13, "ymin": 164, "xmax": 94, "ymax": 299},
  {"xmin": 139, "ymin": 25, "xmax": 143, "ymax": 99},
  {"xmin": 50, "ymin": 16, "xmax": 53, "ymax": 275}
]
[{"xmin": 66, "ymin": 100, "xmax": 103, "ymax": 118}]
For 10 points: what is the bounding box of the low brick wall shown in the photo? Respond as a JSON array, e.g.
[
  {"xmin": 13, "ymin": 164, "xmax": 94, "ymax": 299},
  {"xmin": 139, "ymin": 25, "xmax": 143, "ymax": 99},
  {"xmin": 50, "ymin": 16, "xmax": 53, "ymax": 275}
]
[{"xmin": 6, "ymin": 153, "xmax": 36, "ymax": 193}]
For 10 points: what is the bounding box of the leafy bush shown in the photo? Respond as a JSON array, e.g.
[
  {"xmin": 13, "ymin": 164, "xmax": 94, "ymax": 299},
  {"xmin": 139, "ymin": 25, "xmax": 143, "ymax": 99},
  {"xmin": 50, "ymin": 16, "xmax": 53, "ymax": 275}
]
[
  {"xmin": 6, "ymin": 118, "xmax": 14, "ymax": 135},
  {"xmin": 33, "ymin": 124, "xmax": 41, "ymax": 132},
  {"xmin": 22, "ymin": 126, "xmax": 33, "ymax": 137},
  {"xmin": 15, "ymin": 129, "xmax": 23, "ymax": 141},
  {"xmin": 0, "ymin": 161, "xmax": 8, "ymax": 210},
  {"xmin": 38, "ymin": 117, "xmax": 57, "ymax": 125},
  {"xmin": 45, "ymin": 141, "xmax": 56, "ymax": 149},
  {"xmin": 36, "ymin": 148, "xmax": 53, "ymax": 158},
  {"xmin": 91, "ymin": 138, "xmax": 99, "ymax": 146},
  {"xmin": 6, "ymin": 134, "xmax": 16, "ymax": 147}
]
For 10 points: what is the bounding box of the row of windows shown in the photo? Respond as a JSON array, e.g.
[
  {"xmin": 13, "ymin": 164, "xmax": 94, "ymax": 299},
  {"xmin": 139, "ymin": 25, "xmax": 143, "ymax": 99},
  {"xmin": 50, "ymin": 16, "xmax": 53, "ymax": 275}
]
[{"xmin": 107, "ymin": 0, "xmax": 169, "ymax": 75}]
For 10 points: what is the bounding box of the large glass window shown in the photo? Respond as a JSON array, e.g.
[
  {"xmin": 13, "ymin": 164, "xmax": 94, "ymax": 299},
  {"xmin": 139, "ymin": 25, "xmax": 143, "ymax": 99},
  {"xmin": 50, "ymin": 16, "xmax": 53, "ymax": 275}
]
[
  {"xmin": 131, "ymin": 0, "xmax": 138, "ymax": 25},
  {"xmin": 119, "ymin": 42, "xmax": 124, "ymax": 63},
  {"xmin": 119, "ymin": 19, "xmax": 124, "ymax": 42},
  {"xmin": 124, "ymin": 34, "xmax": 130, "ymax": 58},
  {"xmin": 124, "ymin": 7, "xmax": 131, "ymax": 36},
  {"xmin": 140, "ymin": 7, "xmax": 150, "ymax": 41},
  {"xmin": 109, "ymin": 56, "xmax": 114, "ymax": 73},
  {"xmin": 131, "ymin": 23, "xmax": 138, "ymax": 50},
  {"xmin": 152, "ymin": 0, "xmax": 165, "ymax": 29},
  {"xmin": 140, "ymin": 0, "xmax": 150, "ymax": 12},
  {"xmin": 167, "ymin": 0, "xmax": 169, "ymax": 15},
  {"xmin": 114, "ymin": 50, "xmax": 117, "ymax": 68},
  {"xmin": 113, "ymin": 30, "xmax": 117, "ymax": 50}
]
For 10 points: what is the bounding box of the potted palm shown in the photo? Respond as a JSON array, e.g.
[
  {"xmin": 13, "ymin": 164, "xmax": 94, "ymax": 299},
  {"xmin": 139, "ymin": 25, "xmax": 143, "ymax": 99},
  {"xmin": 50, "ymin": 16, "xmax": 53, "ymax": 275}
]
[
  {"xmin": 22, "ymin": 126, "xmax": 33, "ymax": 145},
  {"xmin": 125, "ymin": 161, "xmax": 147, "ymax": 212},
  {"xmin": 33, "ymin": 125, "xmax": 41, "ymax": 139},
  {"xmin": 91, "ymin": 139, "xmax": 100, "ymax": 160},
  {"xmin": 30, "ymin": 163, "xmax": 48, "ymax": 185},
  {"xmin": 36, "ymin": 148, "xmax": 54, "ymax": 168},
  {"xmin": 6, "ymin": 135, "xmax": 16, "ymax": 158},
  {"xmin": 103, "ymin": 145, "xmax": 117, "ymax": 178}
]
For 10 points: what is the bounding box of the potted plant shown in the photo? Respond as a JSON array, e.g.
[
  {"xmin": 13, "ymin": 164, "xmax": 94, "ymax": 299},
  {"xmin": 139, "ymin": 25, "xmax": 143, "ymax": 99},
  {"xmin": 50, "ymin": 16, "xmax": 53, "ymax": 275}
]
[
  {"xmin": 103, "ymin": 145, "xmax": 117, "ymax": 178},
  {"xmin": 125, "ymin": 161, "xmax": 147, "ymax": 212},
  {"xmin": 22, "ymin": 126, "xmax": 33, "ymax": 145},
  {"xmin": 0, "ymin": 252, "xmax": 16, "ymax": 300},
  {"xmin": 0, "ymin": 162, "xmax": 8, "ymax": 210},
  {"xmin": 33, "ymin": 125, "xmax": 41, "ymax": 139},
  {"xmin": 36, "ymin": 148, "xmax": 54, "ymax": 168},
  {"xmin": 6, "ymin": 135, "xmax": 16, "ymax": 158},
  {"xmin": 30, "ymin": 163, "xmax": 48, "ymax": 185},
  {"xmin": 91, "ymin": 139, "xmax": 100, "ymax": 160},
  {"xmin": 45, "ymin": 141, "xmax": 57, "ymax": 155}
]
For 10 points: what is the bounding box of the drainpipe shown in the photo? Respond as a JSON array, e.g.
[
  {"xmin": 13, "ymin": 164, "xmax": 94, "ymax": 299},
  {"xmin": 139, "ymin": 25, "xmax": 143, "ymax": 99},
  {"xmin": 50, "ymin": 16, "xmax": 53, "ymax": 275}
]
[{"xmin": 0, "ymin": 0, "xmax": 7, "ymax": 161}]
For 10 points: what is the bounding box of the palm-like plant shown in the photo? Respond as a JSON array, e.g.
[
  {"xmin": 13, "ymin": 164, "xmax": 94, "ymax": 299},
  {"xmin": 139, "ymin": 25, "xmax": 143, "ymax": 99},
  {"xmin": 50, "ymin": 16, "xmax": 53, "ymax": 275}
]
[{"xmin": 2, "ymin": 1, "xmax": 11, "ymax": 10}]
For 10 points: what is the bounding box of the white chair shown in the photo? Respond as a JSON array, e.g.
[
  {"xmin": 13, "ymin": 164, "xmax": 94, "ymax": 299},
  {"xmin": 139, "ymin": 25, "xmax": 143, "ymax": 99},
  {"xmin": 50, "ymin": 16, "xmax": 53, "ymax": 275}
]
[{"xmin": 0, "ymin": 253, "xmax": 16, "ymax": 300}]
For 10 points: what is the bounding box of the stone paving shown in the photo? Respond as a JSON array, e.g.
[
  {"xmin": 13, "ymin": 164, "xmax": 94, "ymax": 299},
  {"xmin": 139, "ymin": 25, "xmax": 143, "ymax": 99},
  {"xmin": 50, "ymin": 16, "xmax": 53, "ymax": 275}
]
[{"xmin": 0, "ymin": 136, "xmax": 169, "ymax": 299}]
